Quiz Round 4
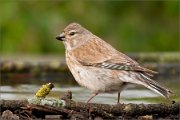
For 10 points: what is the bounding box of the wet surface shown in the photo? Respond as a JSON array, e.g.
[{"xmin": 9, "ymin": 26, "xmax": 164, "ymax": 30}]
[
  {"xmin": 0, "ymin": 84, "xmax": 158, "ymax": 104},
  {"xmin": 1, "ymin": 72, "xmax": 179, "ymax": 104}
]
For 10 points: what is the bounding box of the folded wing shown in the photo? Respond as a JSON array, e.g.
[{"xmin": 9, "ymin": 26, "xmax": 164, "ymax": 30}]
[{"xmin": 72, "ymin": 37, "xmax": 157, "ymax": 76}]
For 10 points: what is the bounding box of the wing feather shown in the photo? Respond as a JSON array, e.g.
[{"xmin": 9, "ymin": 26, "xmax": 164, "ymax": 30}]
[{"xmin": 71, "ymin": 37, "xmax": 157, "ymax": 76}]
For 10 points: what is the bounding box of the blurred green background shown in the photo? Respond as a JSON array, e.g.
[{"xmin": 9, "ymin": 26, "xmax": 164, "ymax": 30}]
[{"xmin": 0, "ymin": 1, "xmax": 179, "ymax": 55}]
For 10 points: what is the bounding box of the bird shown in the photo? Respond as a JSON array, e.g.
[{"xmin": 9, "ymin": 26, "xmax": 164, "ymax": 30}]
[{"xmin": 56, "ymin": 22, "xmax": 172, "ymax": 104}]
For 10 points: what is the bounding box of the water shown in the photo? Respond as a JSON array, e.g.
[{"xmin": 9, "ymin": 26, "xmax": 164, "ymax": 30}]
[
  {"xmin": 0, "ymin": 84, "xmax": 159, "ymax": 104},
  {"xmin": 0, "ymin": 73, "xmax": 179, "ymax": 104}
]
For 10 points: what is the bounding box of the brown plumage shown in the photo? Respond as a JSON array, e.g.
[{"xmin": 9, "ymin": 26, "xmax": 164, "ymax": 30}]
[{"xmin": 56, "ymin": 22, "xmax": 172, "ymax": 103}]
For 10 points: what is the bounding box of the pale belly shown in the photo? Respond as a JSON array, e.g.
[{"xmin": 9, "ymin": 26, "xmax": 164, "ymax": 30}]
[{"xmin": 68, "ymin": 64, "xmax": 126, "ymax": 93}]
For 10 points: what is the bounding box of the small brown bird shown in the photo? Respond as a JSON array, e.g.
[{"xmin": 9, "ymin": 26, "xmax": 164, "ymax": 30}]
[{"xmin": 56, "ymin": 23, "xmax": 172, "ymax": 103}]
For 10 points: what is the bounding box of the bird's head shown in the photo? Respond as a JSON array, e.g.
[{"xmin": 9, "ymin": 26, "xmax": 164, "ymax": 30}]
[{"xmin": 56, "ymin": 23, "xmax": 92, "ymax": 50}]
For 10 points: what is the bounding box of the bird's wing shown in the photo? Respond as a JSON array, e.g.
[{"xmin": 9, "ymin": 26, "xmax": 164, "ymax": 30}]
[{"xmin": 72, "ymin": 38, "xmax": 157, "ymax": 75}]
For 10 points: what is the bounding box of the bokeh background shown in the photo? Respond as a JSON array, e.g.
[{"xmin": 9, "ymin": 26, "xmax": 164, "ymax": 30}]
[{"xmin": 1, "ymin": 1, "xmax": 179, "ymax": 55}]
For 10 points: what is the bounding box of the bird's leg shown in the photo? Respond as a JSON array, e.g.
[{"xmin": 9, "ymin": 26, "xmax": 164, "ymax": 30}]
[
  {"xmin": 86, "ymin": 93, "xmax": 98, "ymax": 103},
  {"xmin": 117, "ymin": 92, "xmax": 120, "ymax": 104}
]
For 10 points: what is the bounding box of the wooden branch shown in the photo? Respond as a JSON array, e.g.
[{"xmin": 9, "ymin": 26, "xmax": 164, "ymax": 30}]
[
  {"xmin": 0, "ymin": 99, "xmax": 28, "ymax": 111},
  {"xmin": 0, "ymin": 91, "xmax": 179, "ymax": 119},
  {"xmin": 64, "ymin": 100, "xmax": 179, "ymax": 117},
  {"xmin": 0, "ymin": 99, "xmax": 179, "ymax": 119}
]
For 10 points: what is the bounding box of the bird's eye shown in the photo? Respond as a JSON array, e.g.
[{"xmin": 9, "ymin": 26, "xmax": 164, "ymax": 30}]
[{"xmin": 69, "ymin": 31, "xmax": 76, "ymax": 36}]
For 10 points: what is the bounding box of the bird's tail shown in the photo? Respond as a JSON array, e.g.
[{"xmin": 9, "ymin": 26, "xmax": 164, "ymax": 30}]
[{"xmin": 139, "ymin": 73, "xmax": 173, "ymax": 98}]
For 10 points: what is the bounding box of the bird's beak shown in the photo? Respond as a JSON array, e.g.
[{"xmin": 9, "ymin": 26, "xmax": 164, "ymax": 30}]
[{"xmin": 56, "ymin": 32, "xmax": 65, "ymax": 41}]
